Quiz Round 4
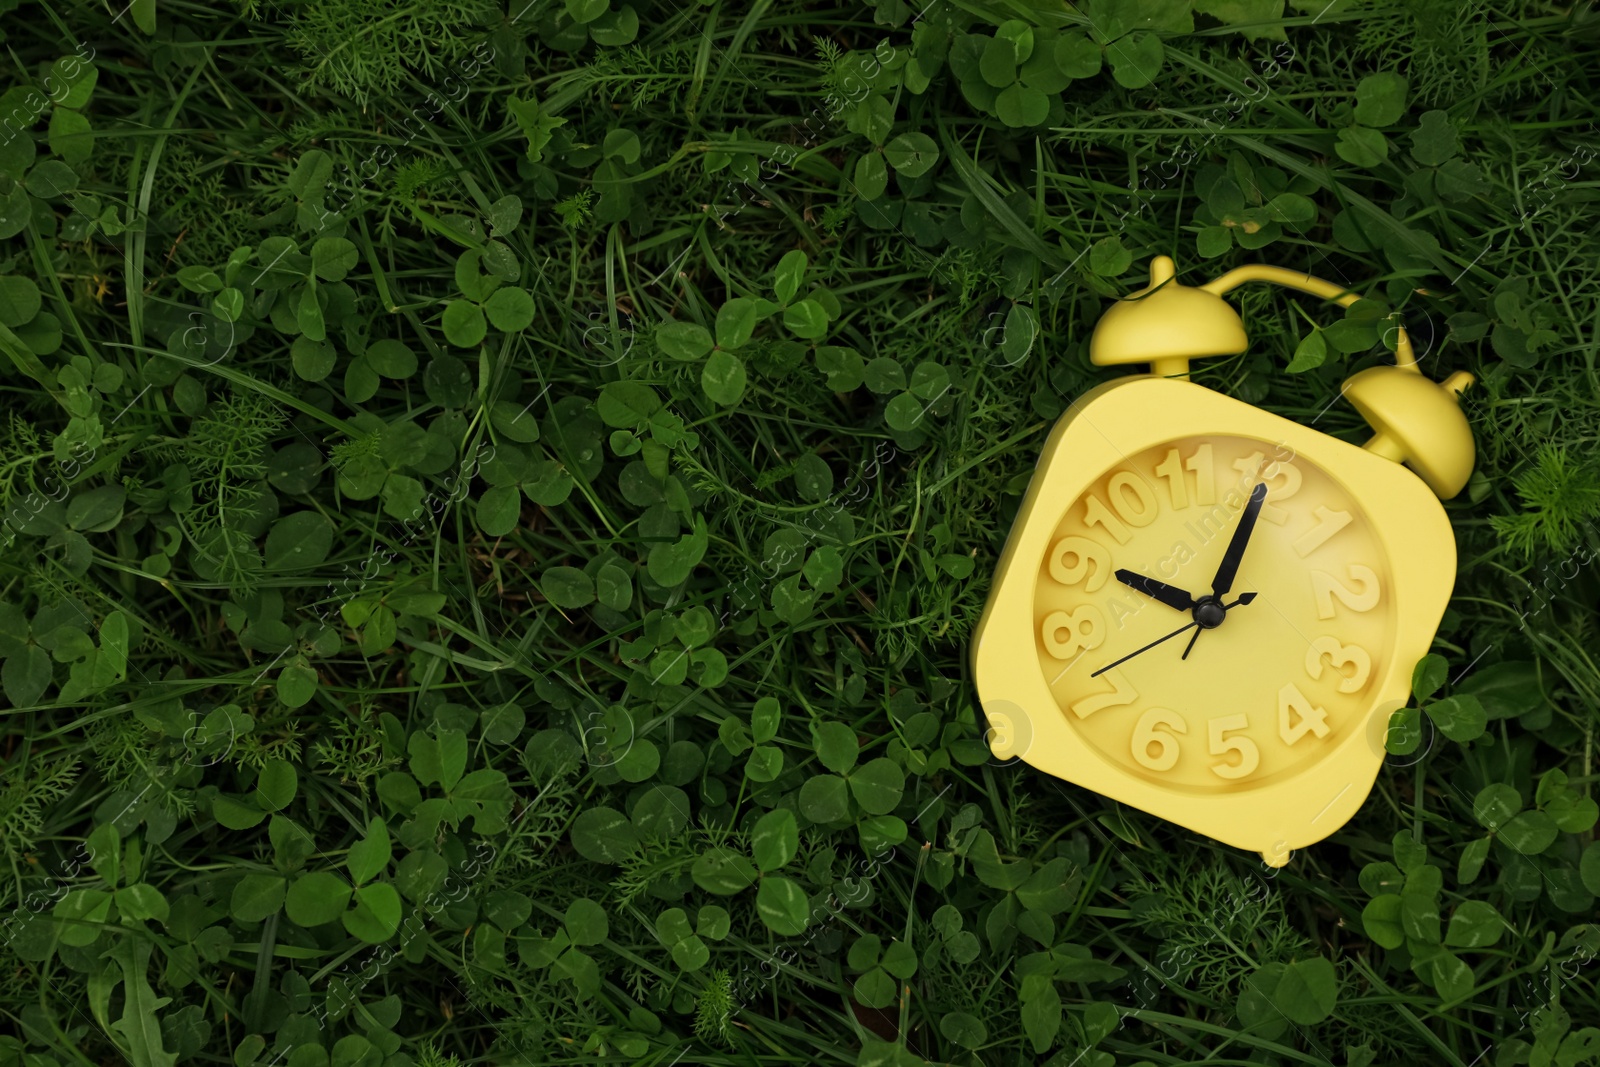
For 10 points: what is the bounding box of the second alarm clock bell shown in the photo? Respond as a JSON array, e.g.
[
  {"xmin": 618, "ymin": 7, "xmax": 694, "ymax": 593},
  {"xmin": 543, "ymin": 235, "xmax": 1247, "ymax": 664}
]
[{"xmin": 972, "ymin": 256, "xmax": 1475, "ymax": 867}]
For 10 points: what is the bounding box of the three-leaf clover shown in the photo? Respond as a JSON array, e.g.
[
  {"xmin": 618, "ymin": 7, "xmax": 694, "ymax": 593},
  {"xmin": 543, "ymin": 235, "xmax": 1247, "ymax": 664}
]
[
  {"xmin": 1455, "ymin": 774, "xmax": 1594, "ymax": 894},
  {"xmin": 620, "ymin": 605, "xmax": 728, "ymax": 690},
  {"xmin": 1336, "ymin": 73, "xmax": 1408, "ymax": 168},
  {"xmin": 332, "ymin": 415, "xmax": 457, "ymax": 521},
  {"xmin": 1358, "ymin": 832, "xmax": 1501, "ymax": 1001},
  {"xmin": 654, "ymin": 906, "xmax": 728, "ymax": 971},
  {"xmin": 522, "ymin": 898, "xmax": 611, "ymax": 994},
  {"xmin": 769, "ymin": 249, "xmax": 843, "ymax": 344},
  {"xmin": 1388, "ymin": 653, "xmax": 1488, "ymax": 754},
  {"xmin": 212, "ymin": 758, "xmax": 299, "ymax": 831},
  {"xmin": 761, "ymin": 528, "xmax": 845, "ymax": 624},
  {"xmin": 734, "ymin": 807, "xmax": 811, "ymax": 935},
  {"xmin": 475, "ymin": 442, "xmax": 576, "ymax": 536},
  {"xmin": 654, "ymin": 253, "xmax": 845, "ymax": 407},
  {"xmin": 799, "ymin": 731, "xmax": 905, "ymax": 826},
  {"xmin": 52, "ymin": 822, "xmax": 170, "ymax": 947},
  {"xmin": 374, "ymin": 724, "xmax": 515, "ymax": 850},
  {"xmin": 683, "ymin": 806, "xmax": 809, "ymax": 936},
  {"xmin": 1193, "ymin": 157, "xmax": 1317, "ymax": 258},
  {"xmin": 848, "ymin": 934, "xmax": 918, "ymax": 1007},
  {"xmin": 1237, "ymin": 957, "xmax": 1338, "ymax": 1038},
  {"xmin": 1405, "ymin": 111, "xmax": 1489, "ymax": 202},
  {"xmin": 0, "ymin": 269, "xmax": 65, "ymax": 372},
  {"xmin": 963, "ymin": 828, "xmax": 1079, "ymax": 951},
  {"xmin": 0, "ymin": 601, "xmax": 133, "ymax": 707},
  {"xmin": 441, "ymin": 249, "xmax": 536, "ymax": 347}
]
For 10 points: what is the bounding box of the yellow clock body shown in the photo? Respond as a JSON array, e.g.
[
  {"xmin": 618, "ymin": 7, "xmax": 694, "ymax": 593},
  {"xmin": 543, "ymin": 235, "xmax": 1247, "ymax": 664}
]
[{"xmin": 972, "ymin": 257, "xmax": 1476, "ymax": 867}]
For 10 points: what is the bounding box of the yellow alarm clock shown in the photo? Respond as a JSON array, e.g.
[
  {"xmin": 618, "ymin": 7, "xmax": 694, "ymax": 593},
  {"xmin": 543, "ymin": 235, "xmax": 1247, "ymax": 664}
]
[{"xmin": 972, "ymin": 255, "xmax": 1475, "ymax": 867}]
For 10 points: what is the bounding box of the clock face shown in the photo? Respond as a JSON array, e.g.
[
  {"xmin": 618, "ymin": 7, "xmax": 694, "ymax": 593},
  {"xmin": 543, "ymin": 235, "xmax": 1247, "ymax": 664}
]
[{"xmin": 1031, "ymin": 434, "xmax": 1397, "ymax": 794}]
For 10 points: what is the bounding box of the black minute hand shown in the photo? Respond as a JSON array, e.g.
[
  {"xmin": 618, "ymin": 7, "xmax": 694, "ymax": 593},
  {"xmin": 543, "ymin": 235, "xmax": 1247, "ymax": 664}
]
[{"xmin": 1210, "ymin": 482, "xmax": 1268, "ymax": 598}]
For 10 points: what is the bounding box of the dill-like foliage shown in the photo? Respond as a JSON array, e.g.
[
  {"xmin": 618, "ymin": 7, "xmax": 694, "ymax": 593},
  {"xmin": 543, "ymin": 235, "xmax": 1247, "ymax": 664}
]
[
  {"xmin": 86, "ymin": 714, "xmax": 154, "ymax": 792},
  {"xmin": 495, "ymin": 986, "xmax": 610, "ymax": 1059},
  {"xmin": 0, "ymin": 756, "xmax": 79, "ymax": 865},
  {"xmin": 233, "ymin": 719, "xmax": 306, "ymax": 771},
  {"xmin": 1352, "ymin": 0, "xmax": 1490, "ymax": 108},
  {"xmin": 609, "ymin": 832, "xmax": 700, "ymax": 908},
  {"xmin": 163, "ymin": 389, "xmax": 287, "ymax": 591},
  {"xmin": 85, "ymin": 718, "xmax": 200, "ymax": 821},
  {"xmin": 313, "ymin": 703, "xmax": 401, "ymax": 793},
  {"xmin": 581, "ymin": 41, "xmax": 700, "ymax": 112},
  {"xmin": 329, "ymin": 428, "xmax": 383, "ymax": 469},
  {"xmin": 1125, "ymin": 855, "xmax": 1313, "ymax": 1002},
  {"xmin": 158, "ymin": 142, "xmax": 257, "ymax": 269},
  {"xmin": 414, "ymin": 1042, "xmax": 463, "ymax": 1067},
  {"xmin": 1490, "ymin": 446, "xmax": 1600, "ymax": 560},
  {"xmin": 0, "ymin": 413, "xmax": 48, "ymax": 509},
  {"xmin": 286, "ymin": 0, "xmax": 497, "ymax": 107},
  {"xmin": 693, "ymin": 969, "xmax": 736, "ymax": 1047},
  {"xmin": 390, "ymin": 156, "xmax": 453, "ymax": 202},
  {"xmin": 812, "ymin": 35, "xmax": 848, "ymax": 110},
  {"xmin": 492, "ymin": 773, "xmax": 580, "ymax": 873},
  {"xmin": 554, "ymin": 190, "xmax": 594, "ymax": 229}
]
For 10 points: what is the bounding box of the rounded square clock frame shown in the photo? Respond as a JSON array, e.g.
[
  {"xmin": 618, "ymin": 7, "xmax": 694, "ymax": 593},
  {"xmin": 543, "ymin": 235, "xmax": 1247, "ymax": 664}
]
[{"xmin": 971, "ymin": 373, "xmax": 1458, "ymax": 866}]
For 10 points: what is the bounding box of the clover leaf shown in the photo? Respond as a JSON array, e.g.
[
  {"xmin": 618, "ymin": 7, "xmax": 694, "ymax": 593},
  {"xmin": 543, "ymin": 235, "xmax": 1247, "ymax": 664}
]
[
  {"xmin": 655, "ymin": 907, "xmax": 710, "ymax": 970},
  {"xmin": 1354, "ymin": 72, "xmax": 1409, "ymax": 127},
  {"xmin": 751, "ymin": 808, "xmax": 798, "ymax": 872}
]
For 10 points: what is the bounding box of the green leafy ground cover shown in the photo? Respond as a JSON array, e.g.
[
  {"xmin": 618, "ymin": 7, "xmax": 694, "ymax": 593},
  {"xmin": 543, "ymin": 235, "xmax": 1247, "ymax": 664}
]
[{"xmin": 1, "ymin": 0, "xmax": 1599, "ymax": 1064}]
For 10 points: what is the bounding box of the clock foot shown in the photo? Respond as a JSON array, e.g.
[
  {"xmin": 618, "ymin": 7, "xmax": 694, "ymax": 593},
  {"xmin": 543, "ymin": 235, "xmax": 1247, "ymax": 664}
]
[{"xmin": 1259, "ymin": 842, "xmax": 1292, "ymax": 868}]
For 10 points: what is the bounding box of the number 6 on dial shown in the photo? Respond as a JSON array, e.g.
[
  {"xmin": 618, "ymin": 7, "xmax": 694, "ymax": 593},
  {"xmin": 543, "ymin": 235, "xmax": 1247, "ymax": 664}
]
[{"xmin": 1132, "ymin": 708, "xmax": 1186, "ymax": 772}]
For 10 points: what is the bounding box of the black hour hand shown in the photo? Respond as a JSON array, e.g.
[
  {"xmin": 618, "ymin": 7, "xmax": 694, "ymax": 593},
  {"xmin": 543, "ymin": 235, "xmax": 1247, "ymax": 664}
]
[{"xmin": 1115, "ymin": 569, "xmax": 1195, "ymax": 612}]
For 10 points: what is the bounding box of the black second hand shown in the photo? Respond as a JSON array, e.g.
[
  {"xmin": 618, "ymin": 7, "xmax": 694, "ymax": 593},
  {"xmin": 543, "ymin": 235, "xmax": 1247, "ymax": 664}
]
[
  {"xmin": 1090, "ymin": 620, "xmax": 1197, "ymax": 678},
  {"xmin": 1089, "ymin": 593, "xmax": 1258, "ymax": 678}
]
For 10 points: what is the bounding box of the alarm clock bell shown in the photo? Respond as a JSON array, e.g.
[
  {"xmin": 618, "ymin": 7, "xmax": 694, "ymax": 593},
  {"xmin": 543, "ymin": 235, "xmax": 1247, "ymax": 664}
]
[{"xmin": 1090, "ymin": 255, "xmax": 1474, "ymax": 499}]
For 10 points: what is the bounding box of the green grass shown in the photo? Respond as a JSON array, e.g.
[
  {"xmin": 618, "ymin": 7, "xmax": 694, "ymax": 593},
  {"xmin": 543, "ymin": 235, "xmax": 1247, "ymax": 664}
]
[{"xmin": 1, "ymin": 0, "xmax": 1599, "ymax": 1064}]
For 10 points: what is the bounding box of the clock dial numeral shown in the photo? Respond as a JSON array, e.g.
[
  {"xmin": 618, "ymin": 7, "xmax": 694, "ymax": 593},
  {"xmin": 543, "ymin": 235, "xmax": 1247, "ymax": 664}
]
[
  {"xmin": 1185, "ymin": 444, "xmax": 1215, "ymax": 505},
  {"xmin": 1081, "ymin": 493, "xmax": 1130, "ymax": 545},
  {"xmin": 1048, "ymin": 536, "xmax": 1111, "ymax": 592},
  {"xmin": 1154, "ymin": 445, "xmax": 1216, "ymax": 510},
  {"xmin": 1277, "ymin": 682, "xmax": 1331, "ymax": 745},
  {"xmin": 1305, "ymin": 636, "xmax": 1372, "ymax": 693},
  {"xmin": 1154, "ymin": 448, "xmax": 1187, "ymax": 509},
  {"xmin": 1293, "ymin": 505, "xmax": 1353, "ymax": 557},
  {"xmin": 1132, "ymin": 707, "xmax": 1186, "ymax": 771},
  {"xmin": 1231, "ymin": 453, "xmax": 1301, "ymax": 525},
  {"xmin": 1208, "ymin": 713, "xmax": 1260, "ymax": 779},
  {"xmin": 1311, "ymin": 564, "xmax": 1380, "ymax": 618},
  {"xmin": 1082, "ymin": 472, "xmax": 1158, "ymax": 544},
  {"xmin": 1109, "ymin": 472, "xmax": 1159, "ymax": 526},
  {"xmin": 1042, "ymin": 605, "xmax": 1105, "ymax": 660},
  {"xmin": 1069, "ymin": 668, "xmax": 1136, "ymax": 719}
]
